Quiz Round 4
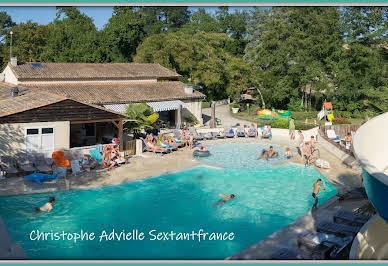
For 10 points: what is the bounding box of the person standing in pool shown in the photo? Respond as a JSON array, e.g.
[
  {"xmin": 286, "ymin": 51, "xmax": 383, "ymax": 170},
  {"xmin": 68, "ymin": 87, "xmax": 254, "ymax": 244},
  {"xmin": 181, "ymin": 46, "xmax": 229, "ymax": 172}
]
[
  {"xmin": 312, "ymin": 179, "xmax": 325, "ymax": 210},
  {"xmin": 212, "ymin": 193, "xmax": 235, "ymax": 207},
  {"xmin": 35, "ymin": 197, "xmax": 55, "ymax": 213}
]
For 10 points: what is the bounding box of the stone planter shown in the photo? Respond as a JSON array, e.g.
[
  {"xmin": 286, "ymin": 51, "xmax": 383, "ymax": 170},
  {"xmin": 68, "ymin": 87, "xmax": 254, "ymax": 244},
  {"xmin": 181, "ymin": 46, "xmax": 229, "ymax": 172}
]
[{"xmin": 232, "ymin": 107, "xmax": 239, "ymax": 114}]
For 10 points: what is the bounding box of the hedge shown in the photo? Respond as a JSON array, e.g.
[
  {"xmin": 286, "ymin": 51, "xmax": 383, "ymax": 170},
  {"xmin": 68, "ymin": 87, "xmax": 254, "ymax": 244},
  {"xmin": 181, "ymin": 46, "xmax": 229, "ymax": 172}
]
[{"xmin": 202, "ymin": 102, "xmax": 211, "ymax": 108}]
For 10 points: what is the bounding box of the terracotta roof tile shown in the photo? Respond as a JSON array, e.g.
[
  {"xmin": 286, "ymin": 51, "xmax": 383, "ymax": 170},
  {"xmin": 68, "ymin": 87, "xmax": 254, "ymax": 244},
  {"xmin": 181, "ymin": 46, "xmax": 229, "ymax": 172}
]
[
  {"xmin": 0, "ymin": 83, "xmax": 65, "ymax": 117},
  {"xmin": 24, "ymin": 81, "xmax": 205, "ymax": 105},
  {"xmin": 9, "ymin": 62, "xmax": 181, "ymax": 81},
  {"xmin": 0, "ymin": 82, "xmax": 126, "ymax": 119}
]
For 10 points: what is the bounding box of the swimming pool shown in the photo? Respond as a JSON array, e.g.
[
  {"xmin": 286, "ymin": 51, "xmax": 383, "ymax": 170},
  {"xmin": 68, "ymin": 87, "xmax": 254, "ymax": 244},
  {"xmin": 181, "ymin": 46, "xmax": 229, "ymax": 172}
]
[
  {"xmin": 0, "ymin": 144, "xmax": 337, "ymax": 259},
  {"xmin": 197, "ymin": 143, "xmax": 286, "ymax": 168}
]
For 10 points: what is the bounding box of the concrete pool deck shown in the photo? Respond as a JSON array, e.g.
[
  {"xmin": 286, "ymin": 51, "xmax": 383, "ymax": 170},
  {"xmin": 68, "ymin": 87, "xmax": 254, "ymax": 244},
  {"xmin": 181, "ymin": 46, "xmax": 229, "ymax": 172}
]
[
  {"xmin": 0, "ymin": 132, "xmax": 367, "ymax": 260},
  {"xmin": 0, "ymin": 132, "xmax": 362, "ymax": 196}
]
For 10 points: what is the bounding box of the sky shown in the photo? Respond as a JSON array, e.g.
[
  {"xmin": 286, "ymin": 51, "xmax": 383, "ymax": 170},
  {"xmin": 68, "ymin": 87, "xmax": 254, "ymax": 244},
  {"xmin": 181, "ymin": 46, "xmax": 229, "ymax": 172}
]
[{"xmin": 0, "ymin": 6, "xmax": 253, "ymax": 30}]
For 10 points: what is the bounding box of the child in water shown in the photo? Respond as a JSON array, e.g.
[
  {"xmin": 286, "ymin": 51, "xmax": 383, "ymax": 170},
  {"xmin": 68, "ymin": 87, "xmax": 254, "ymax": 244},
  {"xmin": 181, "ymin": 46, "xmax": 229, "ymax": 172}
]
[{"xmin": 284, "ymin": 147, "xmax": 293, "ymax": 159}]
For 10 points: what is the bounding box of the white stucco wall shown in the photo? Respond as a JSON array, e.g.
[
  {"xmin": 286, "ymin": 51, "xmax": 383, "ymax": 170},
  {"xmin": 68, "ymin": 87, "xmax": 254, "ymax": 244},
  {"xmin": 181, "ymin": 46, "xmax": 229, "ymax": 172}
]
[
  {"xmin": 2, "ymin": 66, "xmax": 18, "ymax": 85},
  {"xmin": 0, "ymin": 121, "xmax": 70, "ymax": 157},
  {"xmin": 182, "ymin": 99, "xmax": 203, "ymax": 125}
]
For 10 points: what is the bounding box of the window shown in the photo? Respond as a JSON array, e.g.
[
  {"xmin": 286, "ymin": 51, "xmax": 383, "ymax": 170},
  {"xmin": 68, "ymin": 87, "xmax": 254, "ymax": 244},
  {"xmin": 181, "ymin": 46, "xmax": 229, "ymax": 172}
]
[
  {"xmin": 42, "ymin": 128, "xmax": 54, "ymax": 134},
  {"xmin": 26, "ymin": 128, "xmax": 39, "ymax": 135},
  {"xmin": 84, "ymin": 123, "xmax": 95, "ymax": 137},
  {"xmin": 25, "ymin": 126, "xmax": 55, "ymax": 157}
]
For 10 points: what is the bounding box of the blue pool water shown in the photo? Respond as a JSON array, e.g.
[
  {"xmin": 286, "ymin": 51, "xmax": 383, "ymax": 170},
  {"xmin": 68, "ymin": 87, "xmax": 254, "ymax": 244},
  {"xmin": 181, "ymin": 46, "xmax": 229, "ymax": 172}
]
[
  {"xmin": 197, "ymin": 143, "xmax": 287, "ymax": 168},
  {"xmin": 0, "ymin": 144, "xmax": 337, "ymax": 260}
]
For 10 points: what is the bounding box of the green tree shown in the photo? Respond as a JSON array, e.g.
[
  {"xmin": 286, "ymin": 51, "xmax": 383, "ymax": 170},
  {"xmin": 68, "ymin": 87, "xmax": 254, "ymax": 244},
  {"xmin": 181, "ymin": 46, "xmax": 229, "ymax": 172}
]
[
  {"xmin": 3, "ymin": 21, "xmax": 53, "ymax": 62},
  {"xmin": 100, "ymin": 7, "xmax": 147, "ymax": 62},
  {"xmin": 328, "ymin": 43, "xmax": 387, "ymax": 114},
  {"xmin": 245, "ymin": 7, "xmax": 343, "ymax": 110},
  {"xmin": 135, "ymin": 31, "xmax": 253, "ymax": 100},
  {"xmin": 0, "ymin": 11, "xmax": 15, "ymax": 67},
  {"xmin": 124, "ymin": 103, "xmax": 158, "ymax": 136},
  {"xmin": 341, "ymin": 7, "xmax": 388, "ymax": 45},
  {"xmin": 42, "ymin": 7, "xmax": 101, "ymax": 62},
  {"xmin": 181, "ymin": 8, "xmax": 221, "ymax": 34}
]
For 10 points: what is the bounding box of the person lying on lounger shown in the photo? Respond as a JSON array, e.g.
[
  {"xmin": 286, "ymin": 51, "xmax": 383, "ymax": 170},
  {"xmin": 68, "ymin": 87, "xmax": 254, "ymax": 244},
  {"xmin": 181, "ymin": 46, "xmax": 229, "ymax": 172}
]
[
  {"xmin": 258, "ymin": 146, "xmax": 279, "ymax": 160},
  {"xmin": 35, "ymin": 197, "xmax": 55, "ymax": 213},
  {"xmin": 212, "ymin": 193, "xmax": 235, "ymax": 207},
  {"xmin": 145, "ymin": 136, "xmax": 169, "ymax": 152}
]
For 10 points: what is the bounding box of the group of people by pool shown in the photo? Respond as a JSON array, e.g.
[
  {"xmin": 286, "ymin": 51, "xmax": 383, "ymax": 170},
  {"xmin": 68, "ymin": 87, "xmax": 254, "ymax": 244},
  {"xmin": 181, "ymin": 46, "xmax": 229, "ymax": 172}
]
[
  {"xmin": 144, "ymin": 129, "xmax": 198, "ymax": 152},
  {"xmin": 102, "ymin": 139, "xmax": 126, "ymax": 170}
]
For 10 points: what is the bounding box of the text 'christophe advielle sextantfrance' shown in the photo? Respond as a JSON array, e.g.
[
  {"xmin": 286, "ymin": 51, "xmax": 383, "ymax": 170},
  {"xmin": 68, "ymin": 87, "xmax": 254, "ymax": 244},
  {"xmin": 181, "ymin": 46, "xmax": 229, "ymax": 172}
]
[{"xmin": 29, "ymin": 229, "xmax": 235, "ymax": 243}]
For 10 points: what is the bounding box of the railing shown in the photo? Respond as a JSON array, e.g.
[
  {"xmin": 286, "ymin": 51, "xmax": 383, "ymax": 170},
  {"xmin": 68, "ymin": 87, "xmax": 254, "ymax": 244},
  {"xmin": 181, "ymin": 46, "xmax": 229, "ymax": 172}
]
[{"xmin": 321, "ymin": 124, "xmax": 361, "ymax": 139}]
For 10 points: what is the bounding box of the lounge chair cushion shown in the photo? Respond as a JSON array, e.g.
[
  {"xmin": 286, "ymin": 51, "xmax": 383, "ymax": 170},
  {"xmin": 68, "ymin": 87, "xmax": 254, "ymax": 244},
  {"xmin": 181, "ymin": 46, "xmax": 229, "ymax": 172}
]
[{"xmin": 52, "ymin": 151, "xmax": 71, "ymax": 167}]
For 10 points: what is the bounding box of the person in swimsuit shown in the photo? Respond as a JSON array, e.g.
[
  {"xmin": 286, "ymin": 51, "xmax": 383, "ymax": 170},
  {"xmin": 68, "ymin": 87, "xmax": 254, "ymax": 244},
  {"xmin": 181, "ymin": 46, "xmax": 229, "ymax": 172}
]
[
  {"xmin": 297, "ymin": 130, "xmax": 305, "ymax": 161},
  {"xmin": 35, "ymin": 197, "xmax": 55, "ymax": 212},
  {"xmin": 284, "ymin": 147, "xmax": 292, "ymax": 159},
  {"xmin": 212, "ymin": 193, "xmax": 235, "ymax": 207},
  {"xmin": 189, "ymin": 133, "xmax": 194, "ymax": 150},
  {"xmin": 289, "ymin": 117, "xmax": 295, "ymax": 140},
  {"xmin": 345, "ymin": 132, "xmax": 352, "ymax": 150},
  {"xmin": 259, "ymin": 146, "xmax": 279, "ymax": 160},
  {"xmin": 103, "ymin": 148, "xmax": 116, "ymax": 170},
  {"xmin": 181, "ymin": 130, "xmax": 187, "ymax": 147},
  {"xmin": 312, "ymin": 178, "xmax": 326, "ymax": 210}
]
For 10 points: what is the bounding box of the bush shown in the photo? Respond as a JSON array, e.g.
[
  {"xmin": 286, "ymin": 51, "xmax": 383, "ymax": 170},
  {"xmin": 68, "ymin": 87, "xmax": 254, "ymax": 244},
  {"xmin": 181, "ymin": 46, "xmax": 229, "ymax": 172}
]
[
  {"xmin": 291, "ymin": 111, "xmax": 318, "ymax": 121},
  {"xmin": 229, "ymin": 103, "xmax": 240, "ymax": 110},
  {"xmin": 268, "ymin": 119, "xmax": 289, "ymax": 129},
  {"xmin": 255, "ymin": 119, "xmax": 316, "ymax": 130},
  {"xmin": 184, "ymin": 114, "xmax": 198, "ymax": 124},
  {"xmin": 333, "ymin": 117, "xmax": 350, "ymax": 124},
  {"xmin": 202, "ymin": 101, "xmax": 211, "ymax": 108},
  {"xmin": 334, "ymin": 111, "xmax": 352, "ymax": 119}
]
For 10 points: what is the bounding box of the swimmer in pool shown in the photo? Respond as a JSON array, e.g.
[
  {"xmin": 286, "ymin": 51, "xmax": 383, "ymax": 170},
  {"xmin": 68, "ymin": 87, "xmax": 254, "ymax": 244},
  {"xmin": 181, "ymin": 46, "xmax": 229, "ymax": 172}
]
[
  {"xmin": 35, "ymin": 197, "xmax": 55, "ymax": 213},
  {"xmin": 312, "ymin": 179, "xmax": 325, "ymax": 211},
  {"xmin": 258, "ymin": 146, "xmax": 279, "ymax": 160},
  {"xmin": 212, "ymin": 193, "xmax": 235, "ymax": 207},
  {"xmin": 284, "ymin": 147, "xmax": 293, "ymax": 159}
]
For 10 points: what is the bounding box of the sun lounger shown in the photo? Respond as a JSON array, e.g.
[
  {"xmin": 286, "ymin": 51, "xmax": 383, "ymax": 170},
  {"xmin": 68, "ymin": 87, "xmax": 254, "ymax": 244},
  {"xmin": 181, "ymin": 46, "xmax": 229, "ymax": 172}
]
[
  {"xmin": 216, "ymin": 129, "xmax": 226, "ymax": 139},
  {"xmin": 247, "ymin": 126, "xmax": 258, "ymax": 137},
  {"xmin": 189, "ymin": 127, "xmax": 204, "ymax": 140},
  {"xmin": 316, "ymin": 221, "xmax": 361, "ymax": 236},
  {"xmin": 326, "ymin": 129, "xmax": 340, "ymax": 143},
  {"xmin": 236, "ymin": 126, "xmax": 246, "ymax": 137},
  {"xmin": 353, "ymin": 201, "xmax": 376, "ymax": 217},
  {"xmin": 173, "ymin": 129, "xmax": 182, "ymax": 140},
  {"xmin": 141, "ymin": 138, "xmax": 171, "ymax": 155},
  {"xmin": 71, "ymin": 149, "xmax": 85, "ymax": 161},
  {"xmin": 261, "ymin": 125, "xmax": 272, "ymax": 139},
  {"xmin": 16, "ymin": 154, "xmax": 36, "ymax": 173},
  {"xmin": 271, "ymin": 248, "xmax": 304, "ymax": 259},
  {"xmin": 333, "ymin": 209, "xmax": 370, "ymax": 227},
  {"xmin": 0, "ymin": 156, "xmax": 20, "ymax": 176},
  {"xmin": 34, "ymin": 154, "xmax": 53, "ymax": 173},
  {"xmin": 89, "ymin": 147, "xmax": 103, "ymax": 163},
  {"xmin": 297, "ymin": 230, "xmax": 353, "ymax": 259},
  {"xmin": 224, "ymin": 127, "xmax": 235, "ymax": 138}
]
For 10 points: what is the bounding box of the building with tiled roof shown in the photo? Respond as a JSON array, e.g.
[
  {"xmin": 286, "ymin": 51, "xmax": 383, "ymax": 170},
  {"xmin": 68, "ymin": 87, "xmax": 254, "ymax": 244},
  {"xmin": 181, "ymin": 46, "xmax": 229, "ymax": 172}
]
[{"xmin": 0, "ymin": 59, "xmax": 204, "ymax": 155}]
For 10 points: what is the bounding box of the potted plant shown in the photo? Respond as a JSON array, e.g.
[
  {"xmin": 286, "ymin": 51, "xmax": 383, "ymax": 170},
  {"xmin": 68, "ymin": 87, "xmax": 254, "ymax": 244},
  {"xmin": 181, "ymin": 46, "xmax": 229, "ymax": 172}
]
[{"xmin": 230, "ymin": 103, "xmax": 240, "ymax": 114}]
